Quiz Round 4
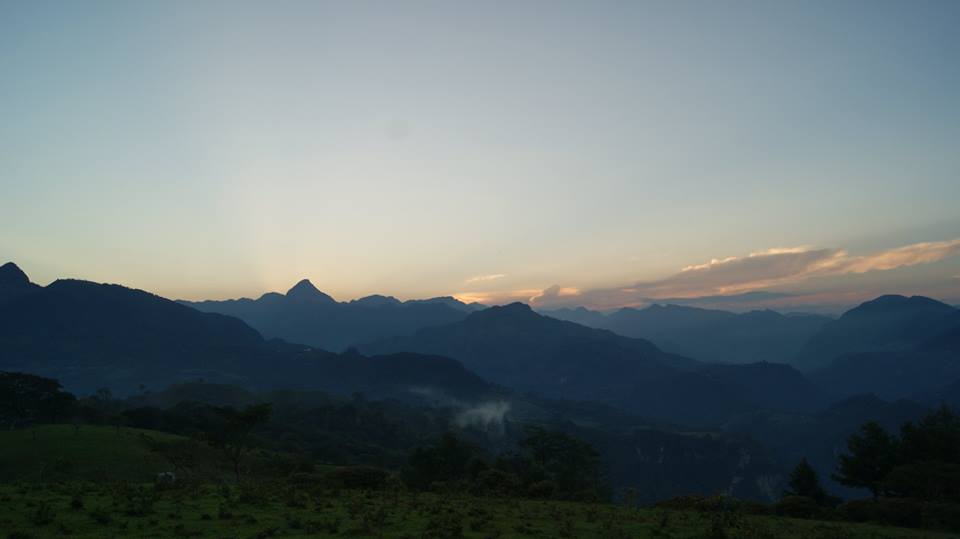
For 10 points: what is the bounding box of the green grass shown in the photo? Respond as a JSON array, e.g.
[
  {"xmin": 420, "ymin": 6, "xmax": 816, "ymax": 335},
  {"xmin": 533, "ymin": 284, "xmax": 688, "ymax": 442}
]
[
  {"xmin": 1, "ymin": 426, "xmax": 957, "ymax": 538},
  {"xmin": 0, "ymin": 482, "xmax": 956, "ymax": 539},
  {"xmin": 0, "ymin": 424, "xmax": 186, "ymax": 483}
]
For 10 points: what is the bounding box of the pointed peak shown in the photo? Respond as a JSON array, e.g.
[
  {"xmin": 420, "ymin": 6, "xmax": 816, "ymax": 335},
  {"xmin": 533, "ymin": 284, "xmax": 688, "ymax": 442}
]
[
  {"xmin": 0, "ymin": 262, "xmax": 30, "ymax": 286},
  {"xmin": 285, "ymin": 279, "xmax": 335, "ymax": 303}
]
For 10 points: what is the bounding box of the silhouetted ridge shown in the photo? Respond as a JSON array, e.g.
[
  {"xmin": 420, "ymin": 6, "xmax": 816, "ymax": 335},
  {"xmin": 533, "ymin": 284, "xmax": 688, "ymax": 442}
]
[
  {"xmin": 351, "ymin": 294, "xmax": 402, "ymax": 307},
  {"xmin": 843, "ymin": 294, "xmax": 954, "ymax": 318},
  {"xmin": 285, "ymin": 279, "xmax": 335, "ymax": 303},
  {"xmin": 0, "ymin": 262, "xmax": 40, "ymax": 301},
  {"xmin": 470, "ymin": 302, "xmax": 534, "ymax": 320},
  {"xmin": 0, "ymin": 262, "xmax": 29, "ymax": 286},
  {"xmin": 544, "ymin": 302, "xmax": 829, "ymax": 365},
  {"xmin": 183, "ymin": 284, "xmax": 475, "ymax": 350}
]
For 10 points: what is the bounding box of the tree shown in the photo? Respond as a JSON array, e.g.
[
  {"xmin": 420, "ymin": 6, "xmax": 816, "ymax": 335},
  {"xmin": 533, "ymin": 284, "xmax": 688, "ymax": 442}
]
[
  {"xmin": 784, "ymin": 458, "xmax": 835, "ymax": 506},
  {"xmin": 203, "ymin": 403, "xmax": 272, "ymax": 482},
  {"xmin": 898, "ymin": 405, "xmax": 960, "ymax": 465},
  {"xmin": 516, "ymin": 426, "xmax": 603, "ymax": 501},
  {"xmin": 833, "ymin": 421, "xmax": 897, "ymax": 497},
  {"xmin": 401, "ymin": 432, "xmax": 477, "ymax": 490},
  {"xmin": 882, "ymin": 406, "xmax": 960, "ymax": 502},
  {"xmin": 0, "ymin": 372, "xmax": 70, "ymax": 429}
]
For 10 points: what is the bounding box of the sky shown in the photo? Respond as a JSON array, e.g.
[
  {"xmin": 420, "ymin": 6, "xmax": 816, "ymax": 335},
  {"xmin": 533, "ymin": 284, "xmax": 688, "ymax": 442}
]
[{"xmin": 2, "ymin": 1, "xmax": 959, "ymax": 311}]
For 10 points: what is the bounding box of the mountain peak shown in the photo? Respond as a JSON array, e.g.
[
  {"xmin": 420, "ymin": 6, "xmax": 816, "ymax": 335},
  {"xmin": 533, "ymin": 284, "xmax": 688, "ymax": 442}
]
[
  {"xmin": 0, "ymin": 262, "xmax": 30, "ymax": 286},
  {"xmin": 848, "ymin": 294, "xmax": 953, "ymax": 317},
  {"xmin": 285, "ymin": 279, "xmax": 335, "ymax": 303},
  {"xmin": 467, "ymin": 302, "xmax": 535, "ymax": 323},
  {"xmin": 352, "ymin": 294, "xmax": 402, "ymax": 308}
]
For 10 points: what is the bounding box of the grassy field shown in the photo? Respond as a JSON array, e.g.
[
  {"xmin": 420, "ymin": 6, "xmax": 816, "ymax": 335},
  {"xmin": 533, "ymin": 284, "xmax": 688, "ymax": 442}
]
[
  {"xmin": 0, "ymin": 425, "xmax": 188, "ymax": 483},
  {"xmin": 1, "ymin": 481, "xmax": 956, "ymax": 539},
  {"xmin": 1, "ymin": 425, "xmax": 957, "ymax": 538}
]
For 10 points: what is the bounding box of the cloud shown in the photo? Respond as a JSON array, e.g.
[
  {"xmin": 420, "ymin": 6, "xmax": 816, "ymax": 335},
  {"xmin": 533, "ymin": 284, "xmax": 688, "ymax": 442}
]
[
  {"xmin": 529, "ymin": 238, "xmax": 960, "ymax": 310},
  {"xmin": 453, "ymin": 289, "xmax": 542, "ymax": 305},
  {"xmin": 465, "ymin": 273, "xmax": 507, "ymax": 284},
  {"xmin": 455, "ymin": 401, "xmax": 511, "ymax": 433}
]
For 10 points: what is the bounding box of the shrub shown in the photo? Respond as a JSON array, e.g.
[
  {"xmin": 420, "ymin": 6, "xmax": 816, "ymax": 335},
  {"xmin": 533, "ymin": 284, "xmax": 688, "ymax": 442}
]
[
  {"xmin": 839, "ymin": 498, "xmax": 922, "ymax": 528},
  {"xmin": 654, "ymin": 495, "xmax": 708, "ymax": 511},
  {"xmin": 876, "ymin": 498, "xmax": 923, "ymax": 528},
  {"xmin": 923, "ymin": 502, "xmax": 960, "ymax": 532},
  {"xmin": 422, "ymin": 512, "xmax": 463, "ymax": 539},
  {"xmin": 327, "ymin": 466, "xmax": 389, "ymax": 490},
  {"xmin": 474, "ymin": 469, "xmax": 520, "ymax": 496},
  {"xmin": 774, "ymin": 496, "xmax": 821, "ymax": 519},
  {"xmin": 526, "ymin": 479, "xmax": 557, "ymax": 499}
]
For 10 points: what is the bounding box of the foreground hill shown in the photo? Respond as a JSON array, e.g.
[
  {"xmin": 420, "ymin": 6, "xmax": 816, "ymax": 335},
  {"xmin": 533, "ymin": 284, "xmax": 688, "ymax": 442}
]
[
  {"xmin": 0, "ymin": 424, "xmax": 190, "ymax": 483},
  {"xmin": 0, "ymin": 263, "xmax": 495, "ymax": 402},
  {"xmin": 182, "ymin": 279, "xmax": 481, "ymax": 352},
  {"xmin": 361, "ymin": 303, "xmax": 826, "ymax": 425},
  {"xmin": 544, "ymin": 303, "xmax": 830, "ymax": 365}
]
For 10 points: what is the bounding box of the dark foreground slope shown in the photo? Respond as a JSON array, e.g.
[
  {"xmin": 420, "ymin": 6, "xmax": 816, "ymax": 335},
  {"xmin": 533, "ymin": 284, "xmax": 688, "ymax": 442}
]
[{"xmin": 0, "ymin": 263, "xmax": 494, "ymax": 402}]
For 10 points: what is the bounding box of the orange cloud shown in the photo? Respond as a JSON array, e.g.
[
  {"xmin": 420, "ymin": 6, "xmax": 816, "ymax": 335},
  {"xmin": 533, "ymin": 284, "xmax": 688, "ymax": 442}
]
[
  {"xmin": 529, "ymin": 238, "xmax": 960, "ymax": 310},
  {"xmin": 465, "ymin": 273, "xmax": 507, "ymax": 283},
  {"xmin": 453, "ymin": 289, "xmax": 542, "ymax": 305}
]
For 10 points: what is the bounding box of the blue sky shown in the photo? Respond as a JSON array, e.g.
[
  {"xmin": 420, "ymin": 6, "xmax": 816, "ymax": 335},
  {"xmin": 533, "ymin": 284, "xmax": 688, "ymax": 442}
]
[{"xmin": 1, "ymin": 1, "xmax": 959, "ymax": 309}]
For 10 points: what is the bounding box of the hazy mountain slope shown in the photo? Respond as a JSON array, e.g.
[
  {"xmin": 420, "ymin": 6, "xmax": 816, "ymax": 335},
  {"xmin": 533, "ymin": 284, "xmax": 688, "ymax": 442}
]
[
  {"xmin": 795, "ymin": 295, "xmax": 957, "ymax": 371},
  {"xmin": 544, "ymin": 304, "xmax": 830, "ymax": 365},
  {"xmin": 797, "ymin": 296, "xmax": 960, "ymax": 399},
  {"xmin": 183, "ymin": 281, "xmax": 478, "ymax": 351},
  {"xmin": 361, "ymin": 303, "xmax": 825, "ymax": 426}
]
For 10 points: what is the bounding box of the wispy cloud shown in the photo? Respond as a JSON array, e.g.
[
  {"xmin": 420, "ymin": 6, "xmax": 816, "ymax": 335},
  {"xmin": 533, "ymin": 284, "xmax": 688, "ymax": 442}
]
[
  {"xmin": 529, "ymin": 238, "xmax": 960, "ymax": 310},
  {"xmin": 453, "ymin": 289, "xmax": 542, "ymax": 305},
  {"xmin": 465, "ymin": 273, "xmax": 507, "ymax": 284}
]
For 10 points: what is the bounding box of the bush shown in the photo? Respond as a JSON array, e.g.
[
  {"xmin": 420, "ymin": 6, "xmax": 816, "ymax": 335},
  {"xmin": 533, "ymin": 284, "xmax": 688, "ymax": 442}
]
[
  {"xmin": 288, "ymin": 472, "xmax": 326, "ymax": 488},
  {"xmin": 654, "ymin": 495, "xmax": 708, "ymax": 511},
  {"xmin": 838, "ymin": 498, "xmax": 922, "ymax": 528},
  {"xmin": 875, "ymin": 498, "xmax": 923, "ymax": 528},
  {"xmin": 474, "ymin": 469, "xmax": 520, "ymax": 497},
  {"xmin": 922, "ymin": 502, "xmax": 960, "ymax": 532},
  {"xmin": 526, "ymin": 480, "xmax": 557, "ymax": 499},
  {"xmin": 327, "ymin": 466, "xmax": 389, "ymax": 490},
  {"xmin": 774, "ymin": 496, "xmax": 822, "ymax": 519},
  {"xmin": 882, "ymin": 462, "xmax": 960, "ymax": 501}
]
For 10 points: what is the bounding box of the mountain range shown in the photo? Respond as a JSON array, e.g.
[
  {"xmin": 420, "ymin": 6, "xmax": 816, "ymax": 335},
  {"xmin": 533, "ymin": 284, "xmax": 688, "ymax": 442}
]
[
  {"xmin": 802, "ymin": 295, "xmax": 960, "ymax": 399},
  {"xmin": 542, "ymin": 304, "xmax": 831, "ymax": 365},
  {"xmin": 4, "ymin": 260, "xmax": 960, "ymax": 500},
  {"xmin": 360, "ymin": 303, "xmax": 827, "ymax": 426},
  {"xmin": 0, "ymin": 263, "xmax": 492, "ymax": 401},
  {"xmin": 181, "ymin": 280, "xmax": 482, "ymax": 352}
]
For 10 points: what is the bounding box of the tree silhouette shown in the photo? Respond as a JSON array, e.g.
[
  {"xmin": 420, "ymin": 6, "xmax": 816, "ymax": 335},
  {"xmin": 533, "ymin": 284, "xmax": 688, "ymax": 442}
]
[
  {"xmin": 203, "ymin": 403, "xmax": 272, "ymax": 482},
  {"xmin": 832, "ymin": 421, "xmax": 896, "ymax": 497},
  {"xmin": 784, "ymin": 458, "xmax": 834, "ymax": 506}
]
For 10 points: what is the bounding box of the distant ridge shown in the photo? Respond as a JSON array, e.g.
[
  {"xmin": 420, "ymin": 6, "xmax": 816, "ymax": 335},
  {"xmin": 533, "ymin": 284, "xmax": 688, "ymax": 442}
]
[
  {"xmin": 182, "ymin": 280, "xmax": 484, "ymax": 351},
  {"xmin": 800, "ymin": 295, "xmax": 960, "ymax": 400},
  {"xmin": 541, "ymin": 302, "xmax": 830, "ymax": 365},
  {"xmin": 361, "ymin": 302, "xmax": 826, "ymax": 425}
]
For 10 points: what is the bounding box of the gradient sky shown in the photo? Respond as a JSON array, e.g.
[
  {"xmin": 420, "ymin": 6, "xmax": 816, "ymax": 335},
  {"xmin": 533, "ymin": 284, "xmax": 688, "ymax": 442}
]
[{"xmin": 2, "ymin": 1, "xmax": 959, "ymax": 310}]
